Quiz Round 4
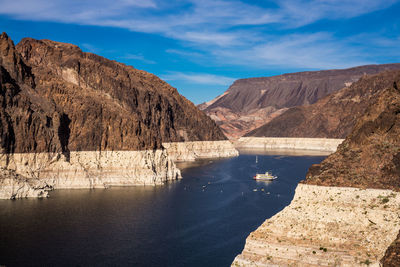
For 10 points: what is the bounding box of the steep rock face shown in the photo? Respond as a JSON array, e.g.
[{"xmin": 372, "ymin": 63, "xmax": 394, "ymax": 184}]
[
  {"xmin": 234, "ymin": 71, "xmax": 400, "ymax": 266},
  {"xmin": 247, "ymin": 71, "xmax": 399, "ymax": 138},
  {"xmin": 300, "ymin": 71, "xmax": 400, "ymax": 266},
  {"xmin": 14, "ymin": 37, "xmax": 226, "ymax": 152},
  {"xmin": 304, "ymin": 71, "xmax": 400, "ymax": 190},
  {"xmin": 233, "ymin": 184, "xmax": 400, "ymax": 267},
  {"xmin": 163, "ymin": 141, "xmax": 238, "ymax": 162},
  {"xmin": 0, "ymin": 33, "xmax": 66, "ymax": 155},
  {"xmin": 0, "ymin": 32, "xmax": 233, "ymax": 198},
  {"xmin": 382, "ymin": 231, "xmax": 400, "ymax": 266},
  {"xmin": 202, "ymin": 64, "xmax": 400, "ymax": 138}
]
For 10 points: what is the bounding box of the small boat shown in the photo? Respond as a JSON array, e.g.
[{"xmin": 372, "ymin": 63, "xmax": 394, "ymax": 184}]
[{"xmin": 253, "ymin": 171, "xmax": 277, "ymax": 181}]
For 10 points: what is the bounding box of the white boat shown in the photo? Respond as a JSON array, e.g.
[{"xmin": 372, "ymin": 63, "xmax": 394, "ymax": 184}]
[{"xmin": 253, "ymin": 171, "xmax": 277, "ymax": 181}]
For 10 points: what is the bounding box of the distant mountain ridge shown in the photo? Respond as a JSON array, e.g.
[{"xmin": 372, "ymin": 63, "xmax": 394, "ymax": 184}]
[
  {"xmin": 246, "ymin": 70, "xmax": 398, "ymax": 138},
  {"xmin": 201, "ymin": 63, "xmax": 400, "ymax": 138}
]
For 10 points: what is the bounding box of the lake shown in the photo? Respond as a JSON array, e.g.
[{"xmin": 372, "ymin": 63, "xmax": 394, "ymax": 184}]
[{"xmin": 0, "ymin": 151, "xmax": 325, "ymax": 266}]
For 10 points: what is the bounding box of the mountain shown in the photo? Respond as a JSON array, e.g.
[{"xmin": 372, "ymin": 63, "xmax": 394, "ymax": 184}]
[
  {"xmin": 201, "ymin": 64, "xmax": 400, "ymax": 138},
  {"xmin": 0, "ymin": 32, "xmax": 233, "ymax": 198},
  {"xmin": 304, "ymin": 70, "xmax": 400, "ymax": 190},
  {"xmin": 246, "ymin": 70, "xmax": 398, "ymax": 138},
  {"xmin": 1, "ymin": 32, "xmax": 226, "ymax": 155},
  {"xmin": 301, "ymin": 70, "xmax": 400, "ymax": 265}
]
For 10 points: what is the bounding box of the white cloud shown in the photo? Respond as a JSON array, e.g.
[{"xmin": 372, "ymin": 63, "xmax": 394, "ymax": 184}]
[
  {"xmin": 0, "ymin": 0, "xmax": 398, "ymax": 70},
  {"xmin": 213, "ymin": 32, "xmax": 373, "ymax": 69},
  {"xmin": 161, "ymin": 72, "xmax": 236, "ymax": 86}
]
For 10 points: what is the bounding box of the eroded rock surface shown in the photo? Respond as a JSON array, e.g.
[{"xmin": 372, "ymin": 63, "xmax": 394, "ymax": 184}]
[
  {"xmin": 0, "ymin": 168, "xmax": 50, "ymax": 199},
  {"xmin": 0, "ymin": 32, "xmax": 231, "ymax": 198},
  {"xmin": 234, "ymin": 70, "xmax": 400, "ymax": 266},
  {"xmin": 233, "ymin": 185, "xmax": 400, "ymax": 267},
  {"xmin": 247, "ymin": 70, "xmax": 400, "ymax": 139},
  {"xmin": 202, "ymin": 64, "xmax": 400, "ymax": 138}
]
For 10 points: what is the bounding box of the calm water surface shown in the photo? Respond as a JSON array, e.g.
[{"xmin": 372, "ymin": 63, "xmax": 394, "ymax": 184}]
[{"xmin": 0, "ymin": 151, "xmax": 325, "ymax": 267}]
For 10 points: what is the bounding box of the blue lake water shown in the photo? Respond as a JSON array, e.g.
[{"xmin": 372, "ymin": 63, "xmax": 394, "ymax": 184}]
[{"xmin": 0, "ymin": 151, "xmax": 325, "ymax": 267}]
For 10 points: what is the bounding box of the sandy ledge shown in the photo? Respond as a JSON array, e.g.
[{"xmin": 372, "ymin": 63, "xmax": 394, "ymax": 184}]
[{"xmin": 232, "ymin": 184, "xmax": 400, "ymax": 266}]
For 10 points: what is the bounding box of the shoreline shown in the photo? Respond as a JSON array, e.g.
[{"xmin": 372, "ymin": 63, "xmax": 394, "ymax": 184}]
[
  {"xmin": 0, "ymin": 140, "xmax": 238, "ymax": 199},
  {"xmin": 234, "ymin": 137, "xmax": 344, "ymax": 152},
  {"xmin": 232, "ymin": 184, "xmax": 400, "ymax": 266}
]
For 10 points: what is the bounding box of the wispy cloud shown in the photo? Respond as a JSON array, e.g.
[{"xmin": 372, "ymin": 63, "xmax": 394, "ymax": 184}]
[
  {"xmin": 0, "ymin": 0, "xmax": 399, "ymax": 71},
  {"xmin": 121, "ymin": 53, "xmax": 156, "ymax": 64},
  {"xmin": 213, "ymin": 32, "xmax": 373, "ymax": 69},
  {"xmin": 161, "ymin": 72, "xmax": 236, "ymax": 86}
]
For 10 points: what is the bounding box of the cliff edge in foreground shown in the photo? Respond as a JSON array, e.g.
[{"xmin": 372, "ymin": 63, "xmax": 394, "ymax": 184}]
[{"xmin": 233, "ymin": 71, "xmax": 400, "ymax": 266}]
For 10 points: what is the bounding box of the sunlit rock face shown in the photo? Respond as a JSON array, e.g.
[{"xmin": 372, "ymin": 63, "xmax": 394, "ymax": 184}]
[
  {"xmin": 0, "ymin": 32, "xmax": 231, "ymax": 199},
  {"xmin": 201, "ymin": 63, "xmax": 400, "ymax": 139}
]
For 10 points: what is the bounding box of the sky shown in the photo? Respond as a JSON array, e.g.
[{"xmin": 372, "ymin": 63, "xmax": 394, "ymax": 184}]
[{"xmin": 1, "ymin": 0, "xmax": 400, "ymax": 104}]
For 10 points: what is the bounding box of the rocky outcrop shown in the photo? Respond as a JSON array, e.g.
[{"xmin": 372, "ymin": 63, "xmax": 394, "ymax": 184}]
[
  {"xmin": 163, "ymin": 140, "xmax": 238, "ymax": 162},
  {"xmin": 247, "ymin": 70, "xmax": 400, "ymax": 139},
  {"xmin": 233, "ymin": 70, "xmax": 400, "ymax": 266},
  {"xmin": 0, "ymin": 168, "xmax": 50, "ymax": 199},
  {"xmin": 202, "ymin": 64, "xmax": 400, "ymax": 138},
  {"xmin": 1, "ymin": 150, "xmax": 181, "ymax": 191},
  {"xmin": 13, "ymin": 35, "xmax": 226, "ymax": 152},
  {"xmin": 304, "ymin": 71, "xmax": 400, "ymax": 190},
  {"xmin": 234, "ymin": 137, "xmax": 343, "ymax": 152},
  {"xmin": 0, "ymin": 32, "xmax": 231, "ymax": 199},
  {"xmin": 233, "ymin": 184, "xmax": 400, "ymax": 267}
]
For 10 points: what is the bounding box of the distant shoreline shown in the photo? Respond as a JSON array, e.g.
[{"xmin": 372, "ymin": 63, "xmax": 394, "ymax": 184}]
[{"xmin": 234, "ymin": 137, "xmax": 344, "ymax": 153}]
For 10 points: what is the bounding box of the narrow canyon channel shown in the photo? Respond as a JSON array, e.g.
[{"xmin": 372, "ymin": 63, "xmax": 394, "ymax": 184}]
[{"xmin": 0, "ymin": 151, "xmax": 326, "ymax": 267}]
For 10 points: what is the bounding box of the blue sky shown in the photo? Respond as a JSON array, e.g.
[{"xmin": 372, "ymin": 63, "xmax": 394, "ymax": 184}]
[{"xmin": 1, "ymin": 0, "xmax": 400, "ymax": 104}]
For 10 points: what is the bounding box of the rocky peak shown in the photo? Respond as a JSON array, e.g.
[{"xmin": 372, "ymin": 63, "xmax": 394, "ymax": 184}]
[
  {"xmin": 0, "ymin": 32, "xmax": 34, "ymax": 87},
  {"xmin": 246, "ymin": 70, "xmax": 399, "ymax": 139},
  {"xmin": 0, "ymin": 33, "xmax": 226, "ymax": 154},
  {"xmin": 202, "ymin": 63, "xmax": 400, "ymax": 139}
]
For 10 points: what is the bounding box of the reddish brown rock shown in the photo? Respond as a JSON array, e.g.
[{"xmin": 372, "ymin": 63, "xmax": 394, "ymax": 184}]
[
  {"xmin": 247, "ymin": 70, "xmax": 398, "ymax": 138},
  {"xmin": 202, "ymin": 64, "xmax": 400, "ymax": 138},
  {"xmin": 0, "ymin": 32, "xmax": 227, "ymax": 155},
  {"xmin": 299, "ymin": 70, "xmax": 400, "ymax": 266},
  {"xmin": 382, "ymin": 231, "xmax": 400, "ymax": 266},
  {"xmin": 303, "ymin": 70, "xmax": 400, "ymax": 190}
]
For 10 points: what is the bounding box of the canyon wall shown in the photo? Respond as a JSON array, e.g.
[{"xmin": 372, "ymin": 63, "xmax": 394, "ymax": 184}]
[
  {"xmin": 233, "ymin": 71, "xmax": 400, "ymax": 266},
  {"xmin": 201, "ymin": 64, "xmax": 400, "ymax": 138},
  {"xmin": 163, "ymin": 140, "xmax": 238, "ymax": 162},
  {"xmin": 233, "ymin": 184, "xmax": 400, "ymax": 266},
  {"xmin": 0, "ymin": 149, "xmax": 182, "ymax": 199},
  {"xmin": 0, "ymin": 32, "xmax": 234, "ymax": 199}
]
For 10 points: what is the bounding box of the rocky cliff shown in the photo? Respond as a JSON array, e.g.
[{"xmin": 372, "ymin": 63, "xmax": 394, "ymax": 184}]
[
  {"xmin": 247, "ymin": 70, "xmax": 399, "ymax": 139},
  {"xmin": 201, "ymin": 64, "xmax": 400, "ymax": 138},
  {"xmin": 0, "ymin": 32, "xmax": 235, "ymax": 199},
  {"xmin": 304, "ymin": 71, "xmax": 400, "ymax": 190},
  {"xmin": 233, "ymin": 70, "xmax": 400, "ymax": 266}
]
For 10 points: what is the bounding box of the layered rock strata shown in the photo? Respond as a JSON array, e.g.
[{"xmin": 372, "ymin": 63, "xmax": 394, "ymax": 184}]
[
  {"xmin": 233, "ymin": 71, "xmax": 400, "ymax": 266},
  {"xmin": 1, "ymin": 150, "xmax": 181, "ymax": 190},
  {"xmin": 163, "ymin": 140, "xmax": 238, "ymax": 162},
  {"xmin": 247, "ymin": 70, "xmax": 400, "ymax": 139},
  {"xmin": 0, "ymin": 168, "xmax": 50, "ymax": 199},
  {"xmin": 234, "ymin": 137, "xmax": 344, "ymax": 152},
  {"xmin": 201, "ymin": 64, "xmax": 400, "ymax": 138},
  {"xmin": 0, "ymin": 32, "xmax": 233, "ymax": 199},
  {"xmin": 233, "ymin": 184, "xmax": 400, "ymax": 267}
]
